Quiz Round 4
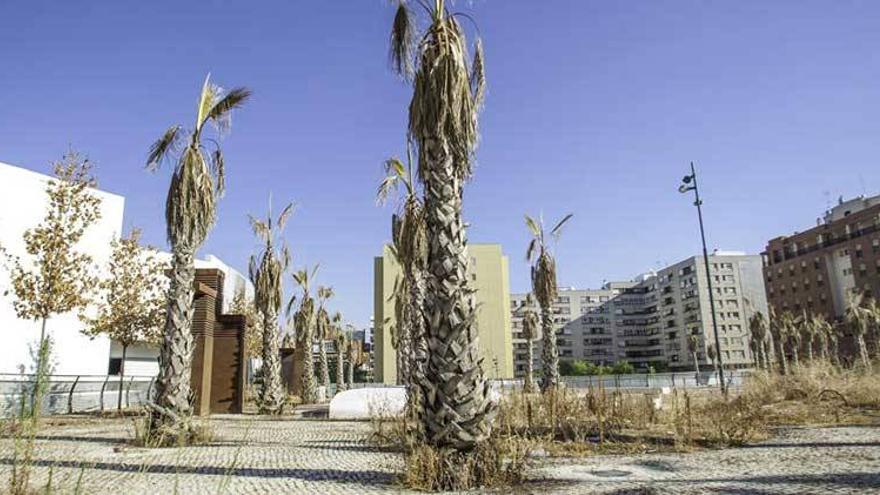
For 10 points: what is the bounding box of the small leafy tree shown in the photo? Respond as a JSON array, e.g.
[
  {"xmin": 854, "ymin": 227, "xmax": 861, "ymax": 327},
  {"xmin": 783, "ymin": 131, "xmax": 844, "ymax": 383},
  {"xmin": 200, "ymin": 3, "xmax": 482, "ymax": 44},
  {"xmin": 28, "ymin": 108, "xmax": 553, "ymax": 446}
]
[
  {"xmin": 81, "ymin": 229, "xmax": 165, "ymax": 411},
  {"xmin": 229, "ymin": 289, "xmax": 261, "ymax": 359},
  {"xmin": 2, "ymin": 152, "xmax": 102, "ymax": 412}
]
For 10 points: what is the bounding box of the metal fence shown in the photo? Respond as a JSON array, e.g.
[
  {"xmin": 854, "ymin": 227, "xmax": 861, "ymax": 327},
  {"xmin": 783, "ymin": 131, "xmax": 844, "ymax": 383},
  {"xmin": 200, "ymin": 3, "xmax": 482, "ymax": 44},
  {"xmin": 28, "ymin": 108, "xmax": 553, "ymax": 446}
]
[
  {"xmin": 0, "ymin": 374, "xmax": 155, "ymax": 417},
  {"xmin": 493, "ymin": 370, "xmax": 750, "ymax": 392}
]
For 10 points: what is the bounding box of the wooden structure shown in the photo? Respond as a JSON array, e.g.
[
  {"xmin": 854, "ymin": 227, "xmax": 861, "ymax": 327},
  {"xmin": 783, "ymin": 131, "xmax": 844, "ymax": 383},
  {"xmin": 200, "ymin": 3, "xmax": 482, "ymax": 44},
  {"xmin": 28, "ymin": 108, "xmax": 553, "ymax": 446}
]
[{"xmin": 190, "ymin": 269, "xmax": 247, "ymax": 415}]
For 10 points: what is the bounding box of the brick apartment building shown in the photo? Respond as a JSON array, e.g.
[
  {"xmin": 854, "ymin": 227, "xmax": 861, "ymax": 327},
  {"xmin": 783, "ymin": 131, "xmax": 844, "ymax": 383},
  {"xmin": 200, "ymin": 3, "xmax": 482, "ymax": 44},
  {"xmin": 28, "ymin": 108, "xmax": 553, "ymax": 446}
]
[{"xmin": 763, "ymin": 194, "xmax": 880, "ymax": 319}]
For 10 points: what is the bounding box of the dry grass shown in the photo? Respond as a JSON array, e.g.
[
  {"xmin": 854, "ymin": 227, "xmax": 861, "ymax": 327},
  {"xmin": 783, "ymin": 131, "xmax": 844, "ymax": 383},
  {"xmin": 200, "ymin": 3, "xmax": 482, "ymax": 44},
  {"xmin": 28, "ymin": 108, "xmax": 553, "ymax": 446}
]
[{"xmin": 130, "ymin": 411, "xmax": 214, "ymax": 448}]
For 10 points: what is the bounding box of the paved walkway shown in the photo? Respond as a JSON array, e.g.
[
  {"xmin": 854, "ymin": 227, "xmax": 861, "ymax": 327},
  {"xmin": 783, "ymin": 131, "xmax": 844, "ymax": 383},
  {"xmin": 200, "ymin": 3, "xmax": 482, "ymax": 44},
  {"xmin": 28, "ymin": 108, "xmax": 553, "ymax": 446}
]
[{"xmin": 0, "ymin": 415, "xmax": 878, "ymax": 494}]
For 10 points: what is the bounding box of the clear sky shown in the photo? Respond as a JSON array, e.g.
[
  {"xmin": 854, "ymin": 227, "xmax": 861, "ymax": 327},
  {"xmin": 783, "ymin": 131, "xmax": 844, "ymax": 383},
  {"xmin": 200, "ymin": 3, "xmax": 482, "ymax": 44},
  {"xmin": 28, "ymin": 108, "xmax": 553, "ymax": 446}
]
[{"xmin": 2, "ymin": 1, "xmax": 879, "ymax": 329}]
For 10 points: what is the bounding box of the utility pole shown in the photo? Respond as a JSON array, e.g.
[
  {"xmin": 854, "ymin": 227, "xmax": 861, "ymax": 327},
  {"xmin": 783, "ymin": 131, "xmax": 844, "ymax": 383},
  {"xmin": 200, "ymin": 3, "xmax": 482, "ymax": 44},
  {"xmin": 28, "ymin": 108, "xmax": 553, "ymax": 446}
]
[{"xmin": 679, "ymin": 162, "xmax": 727, "ymax": 396}]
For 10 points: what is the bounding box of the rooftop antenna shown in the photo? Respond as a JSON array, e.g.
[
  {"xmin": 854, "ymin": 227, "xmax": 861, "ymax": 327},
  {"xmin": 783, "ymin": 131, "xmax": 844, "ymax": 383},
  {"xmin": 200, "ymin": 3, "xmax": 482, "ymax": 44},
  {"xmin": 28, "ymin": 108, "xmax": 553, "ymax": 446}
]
[{"xmin": 859, "ymin": 174, "xmax": 867, "ymax": 197}]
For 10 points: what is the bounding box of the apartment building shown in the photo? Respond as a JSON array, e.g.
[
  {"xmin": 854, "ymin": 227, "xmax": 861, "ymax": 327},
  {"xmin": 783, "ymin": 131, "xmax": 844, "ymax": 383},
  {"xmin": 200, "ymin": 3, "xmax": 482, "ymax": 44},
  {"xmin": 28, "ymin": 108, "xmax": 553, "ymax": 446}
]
[
  {"xmin": 763, "ymin": 194, "xmax": 880, "ymax": 319},
  {"xmin": 511, "ymin": 252, "xmax": 767, "ymax": 375}
]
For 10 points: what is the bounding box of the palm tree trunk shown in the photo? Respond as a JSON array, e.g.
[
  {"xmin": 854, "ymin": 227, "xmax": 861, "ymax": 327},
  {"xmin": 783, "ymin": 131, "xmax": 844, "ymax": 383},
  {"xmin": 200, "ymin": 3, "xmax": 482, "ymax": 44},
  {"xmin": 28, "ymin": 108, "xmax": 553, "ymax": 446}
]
[
  {"xmin": 524, "ymin": 339, "xmax": 535, "ymax": 393},
  {"xmin": 857, "ymin": 333, "xmax": 872, "ymax": 370},
  {"xmin": 319, "ymin": 340, "xmax": 330, "ymax": 394},
  {"xmin": 692, "ymin": 351, "xmax": 701, "ymax": 383},
  {"xmin": 418, "ymin": 136, "xmax": 494, "ymax": 450},
  {"xmin": 406, "ymin": 270, "xmax": 427, "ymax": 418},
  {"xmin": 776, "ymin": 335, "xmax": 789, "ymax": 375},
  {"xmin": 805, "ymin": 336, "xmax": 814, "ymax": 362},
  {"xmin": 117, "ymin": 344, "xmax": 128, "ymax": 412},
  {"xmin": 152, "ymin": 247, "xmax": 195, "ymax": 427},
  {"xmin": 335, "ymin": 348, "xmax": 346, "ymax": 393},
  {"xmin": 300, "ymin": 336, "xmax": 316, "ymax": 403},
  {"xmin": 790, "ymin": 338, "xmax": 800, "ymax": 369},
  {"xmin": 259, "ymin": 311, "xmax": 284, "ymax": 414},
  {"xmin": 346, "ymin": 354, "xmax": 354, "ymax": 387},
  {"xmin": 540, "ymin": 307, "xmax": 559, "ymax": 392}
]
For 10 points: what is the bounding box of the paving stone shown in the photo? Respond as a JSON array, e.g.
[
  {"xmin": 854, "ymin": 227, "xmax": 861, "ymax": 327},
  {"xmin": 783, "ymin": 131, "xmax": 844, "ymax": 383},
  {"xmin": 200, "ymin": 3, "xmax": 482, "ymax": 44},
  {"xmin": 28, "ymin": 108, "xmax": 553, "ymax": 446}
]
[{"xmin": 0, "ymin": 415, "xmax": 877, "ymax": 494}]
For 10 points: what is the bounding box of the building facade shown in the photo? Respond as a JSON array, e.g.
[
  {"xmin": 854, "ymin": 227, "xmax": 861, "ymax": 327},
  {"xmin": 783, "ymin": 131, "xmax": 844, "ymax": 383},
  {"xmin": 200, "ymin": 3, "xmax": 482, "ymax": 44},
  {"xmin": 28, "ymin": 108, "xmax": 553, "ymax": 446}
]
[
  {"xmin": 0, "ymin": 161, "xmax": 125, "ymax": 375},
  {"xmin": 763, "ymin": 194, "xmax": 880, "ymax": 319},
  {"xmin": 511, "ymin": 252, "xmax": 767, "ymax": 375},
  {"xmin": 373, "ymin": 243, "xmax": 514, "ymax": 383}
]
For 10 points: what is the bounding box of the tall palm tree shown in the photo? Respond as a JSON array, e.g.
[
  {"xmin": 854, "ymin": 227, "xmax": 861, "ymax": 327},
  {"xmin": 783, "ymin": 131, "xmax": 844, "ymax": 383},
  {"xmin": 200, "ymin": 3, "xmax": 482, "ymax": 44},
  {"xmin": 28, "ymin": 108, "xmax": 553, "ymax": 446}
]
[
  {"xmin": 378, "ymin": 148, "xmax": 427, "ymax": 417},
  {"xmin": 687, "ymin": 333, "xmax": 701, "ymax": 382},
  {"xmin": 333, "ymin": 312, "xmax": 346, "ymax": 393},
  {"xmin": 525, "ymin": 213, "xmax": 573, "ymax": 392},
  {"xmin": 866, "ymin": 298, "xmax": 880, "ymax": 358},
  {"xmin": 146, "ymin": 75, "xmax": 250, "ymax": 429},
  {"xmin": 247, "ymin": 198, "xmax": 293, "ymax": 415},
  {"xmin": 845, "ymin": 291, "xmax": 873, "ymax": 370},
  {"xmin": 288, "ymin": 265, "xmax": 319, "ymax": 403},
  {"xmin": 388, "ymin": 0, "xmax": 494, "ymax": 450},
  {"xmin": 518, "ymin": 294, "xmax": 540, "ymax": 393},
  {"xmin": 346, "ymin": 330, "xmax": 357, "ymax": 387},
  {"xmin": 315, "ymin": 286, "xmax": 334, "ymax": 397}
]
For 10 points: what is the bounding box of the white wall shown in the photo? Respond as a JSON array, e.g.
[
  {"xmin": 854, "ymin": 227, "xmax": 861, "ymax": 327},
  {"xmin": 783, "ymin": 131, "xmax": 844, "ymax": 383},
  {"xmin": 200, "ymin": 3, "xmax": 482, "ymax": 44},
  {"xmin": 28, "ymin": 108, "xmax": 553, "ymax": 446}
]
[{"xmin": 0, "ymin": 162, "xmax": 124, "ymax": 376}]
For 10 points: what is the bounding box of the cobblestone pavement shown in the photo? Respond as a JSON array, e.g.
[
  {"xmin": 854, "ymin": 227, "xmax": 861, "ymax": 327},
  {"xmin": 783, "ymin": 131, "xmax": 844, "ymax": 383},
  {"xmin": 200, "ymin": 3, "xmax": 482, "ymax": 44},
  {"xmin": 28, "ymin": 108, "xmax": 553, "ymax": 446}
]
[{"xmin": 0, "ymin": 415, "xmax": 878, "ymax": 494}]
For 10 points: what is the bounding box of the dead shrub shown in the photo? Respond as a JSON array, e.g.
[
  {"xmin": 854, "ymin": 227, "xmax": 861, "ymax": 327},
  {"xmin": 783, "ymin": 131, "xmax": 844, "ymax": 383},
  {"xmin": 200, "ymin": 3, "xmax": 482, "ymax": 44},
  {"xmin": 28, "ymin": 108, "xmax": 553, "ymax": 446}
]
[
  {"xmin": 401, "ymin": 435, "xmax": 531, "ymax": 491},
  {"xmin": 131, "ymin": 411, "xmax": 214, "ymax": 448}
]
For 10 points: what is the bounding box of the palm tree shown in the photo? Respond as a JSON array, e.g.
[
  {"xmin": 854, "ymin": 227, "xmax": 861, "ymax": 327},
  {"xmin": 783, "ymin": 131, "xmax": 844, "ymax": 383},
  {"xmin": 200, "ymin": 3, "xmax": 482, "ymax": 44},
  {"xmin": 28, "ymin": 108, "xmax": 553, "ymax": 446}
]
[
  {"xmin": 247, "ymin": 198, "xmax": 293, "ymax": 415},
  {"xmin": 845, "ymin": 291, "xmax": 873, "ymax": 370},
  {"xmin": 769, "ymin": 308, "xmax": 789, "ymax": 374},
  {"xmin": 315, "ymin": 286, "xmax": 334, "ymax": 397},
  {"xmin": 525, "ymin": 213, "xmax": 573, "ymax": 392},
  {"xmin": 518, "ymin": 294, "xmax": 540, "ymax": 393},
  {"xmin": 707, "ymin": 343, "xmax": 720, "ymax": 382},
  {"xmin": 687, "ymin": 333, "xmax": 701, "ymax": 382},
  {"xmin": 289, "ymin": 265, "xmax": 320, "ymax": 403},
  {"xmin": 783, "ymin": 312, "xmax": 802, "ymax": 369},
  {"xmin": 333, "ymin": 312, "xmax": 347, "ymax": 393},
  {"xmin": 388, "ymin": 0, "xmax": 493, "ymax": 450},
  {"xmin": 378, "ymin": 148, "xmax": 427, "ymax": 417},
  {"xmin": 146, "ymin": 75, "xmax": 250, "ymax": 430},
  {"xmin": 811, "ymin": 315, "xmax": 832, "ymax": 362},
  {"xmin": 800, "ymin": 312, "xmax": 816, "ymax": 363},
  {"xmin": 346, "ymin": 331, "xmax": 357, "ymax": 387},
  {"xmin": 748, "ymin": 312, "xmax": 770, "ymax": 370}
]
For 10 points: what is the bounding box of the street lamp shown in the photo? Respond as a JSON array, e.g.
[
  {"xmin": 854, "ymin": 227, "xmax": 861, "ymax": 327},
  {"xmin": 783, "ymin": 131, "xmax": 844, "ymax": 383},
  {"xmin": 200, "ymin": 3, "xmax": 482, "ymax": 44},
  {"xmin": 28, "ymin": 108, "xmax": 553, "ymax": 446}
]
[{"xmin": 679, "ymin": 162, "xmax": 727, "ymax": 395}]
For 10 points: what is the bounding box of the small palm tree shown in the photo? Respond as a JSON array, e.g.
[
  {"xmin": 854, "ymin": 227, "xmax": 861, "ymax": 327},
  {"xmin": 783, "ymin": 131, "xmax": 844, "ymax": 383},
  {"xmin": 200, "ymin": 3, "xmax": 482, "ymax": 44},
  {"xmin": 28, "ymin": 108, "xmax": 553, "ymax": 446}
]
[
  {"xmin": 800, "ymin": 312, "xmax": 817, "ymax": 363},
  {"xmin": 525, "ymin": 213, "xmax": 573, "ymax": 393},
  {"xmin": 782, "ymin": 312, "xmax": 801, "ymax": 369},
  {"xmin": 378, "ymin": 148, "xmax": 427, "ymax": 416},
  {"xmin": 687, "ymin": 333, "xmax": 701, "ymax": 382},
  {"xmin": 845, "ymin": 291, "xmax": 873, "ymax": 370},
  {"xmin": 346, "ymin": 331, "xmax": 357, "ymax": 387},
  {"xmin": 315, "ymin": 286, "xmax": 334, "ymax": 397},
  {"xmin": 517, "ymin": 294, "xmax": 540, "ymax": 393},
  {"xmin": 748, "ymin": 312, "xmax": 767, "ymax": 369},
  {"xmin": 146, "ymin": 75, "xmax": 250, "ymax": 430},
  {"xmin": 247, "ymin": 198, "xmax": 294, "ymax": 415},
  {"xmin": 333, "ymin": 312, "xmax": 346, "ymax": 393},
  {"xmin": 387, "ymin": 0, "xmax": 493, "ymax": 451},
  {"xmin": 707, "ymin": 343, "xmax": 720, "ymax": 381},
  {"xmin": 288, "ymin": 265, "xmax": 320, "ymax": 403},
  {"xmin": 769, "ymin": 308, "xmax": 789, "ymax": 374}
]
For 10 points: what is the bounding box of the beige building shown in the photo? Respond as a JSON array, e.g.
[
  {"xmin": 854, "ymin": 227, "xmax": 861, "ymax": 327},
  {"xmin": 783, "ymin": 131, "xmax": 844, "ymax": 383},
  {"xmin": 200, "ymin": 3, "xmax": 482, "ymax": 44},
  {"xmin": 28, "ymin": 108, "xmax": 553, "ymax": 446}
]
[{"xmin": 373, "ymin": 243, "xmax": 514, "ymax": 383}]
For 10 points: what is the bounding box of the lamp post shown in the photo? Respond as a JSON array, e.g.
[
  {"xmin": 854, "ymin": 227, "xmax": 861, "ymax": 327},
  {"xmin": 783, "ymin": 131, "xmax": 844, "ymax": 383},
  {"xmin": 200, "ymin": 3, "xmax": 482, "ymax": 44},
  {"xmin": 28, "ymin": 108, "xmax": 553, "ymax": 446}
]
[{"xmin": 679, "ymin": 162, "xmax": 727, "ymax": 395}]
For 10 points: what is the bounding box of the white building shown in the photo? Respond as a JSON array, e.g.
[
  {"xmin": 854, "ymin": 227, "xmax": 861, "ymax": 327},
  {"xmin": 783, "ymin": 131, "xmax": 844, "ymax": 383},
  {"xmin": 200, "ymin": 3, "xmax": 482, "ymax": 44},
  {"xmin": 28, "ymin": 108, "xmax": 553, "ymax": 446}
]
[
  {"xmin": 0, "ymin": 162, "xmax": 124, "ymax": 376},
  {"xmin": 1, "ymin": 161, "xmax": 252, "ymax": 377}
]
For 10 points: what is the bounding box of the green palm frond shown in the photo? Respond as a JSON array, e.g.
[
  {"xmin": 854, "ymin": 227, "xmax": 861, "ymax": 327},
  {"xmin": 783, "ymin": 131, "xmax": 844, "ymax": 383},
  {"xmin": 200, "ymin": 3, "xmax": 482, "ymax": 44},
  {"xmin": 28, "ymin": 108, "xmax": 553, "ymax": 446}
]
[
  {"xmin": 525, "ymin": 238, "xmax": 538, "ymax": 263},
  {"xmin": 146, "ymin": 125, "xmax": 182, "ymax": 170},
  {"xmin": 211, "ymin": 148, "xmax": 225, "ymax": 197},
  {"xmin": 550, "ymin": 213, "xmax": 574, "ymax": 240}
]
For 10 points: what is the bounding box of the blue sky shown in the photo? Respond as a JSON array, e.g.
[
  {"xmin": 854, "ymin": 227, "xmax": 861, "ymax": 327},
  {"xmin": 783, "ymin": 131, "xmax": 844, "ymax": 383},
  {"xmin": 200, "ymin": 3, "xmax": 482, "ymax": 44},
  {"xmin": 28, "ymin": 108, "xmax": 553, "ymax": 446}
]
[{"xmin": 2, "ymin": 1, "xmax": 879, "ymax": 328}]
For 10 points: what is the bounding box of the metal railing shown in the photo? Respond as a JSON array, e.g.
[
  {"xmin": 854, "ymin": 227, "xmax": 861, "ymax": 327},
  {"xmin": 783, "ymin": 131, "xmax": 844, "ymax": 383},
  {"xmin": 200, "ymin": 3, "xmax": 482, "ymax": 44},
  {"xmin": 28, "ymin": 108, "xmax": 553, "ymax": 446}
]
[
  {"xmin": 494, "ymin": 370, "xmax": 749, "ymax": 392},
  {"xmin": 0, "ymin": 374, "xmax": 155, "ymax": 417}
]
